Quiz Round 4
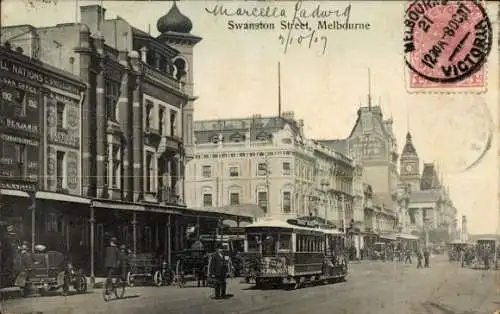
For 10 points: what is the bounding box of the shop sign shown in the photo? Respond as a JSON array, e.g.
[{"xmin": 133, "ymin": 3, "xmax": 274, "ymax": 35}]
[
  {"xmin": 0, "ymin": 116, "xmax": 39, "ymax": 135},
  {"xmin": 0, "ymin": 181, "xmax": 36, "ymax": 192},
  {"xmin": 48, "ymin": 131, "xmax": 79, "ymax": 147},
  {"xmin": 0, "ymin": 58, "xmax": 80, "ymax": 94}
]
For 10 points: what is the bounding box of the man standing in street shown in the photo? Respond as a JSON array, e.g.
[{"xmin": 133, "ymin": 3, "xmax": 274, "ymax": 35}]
[
  {"xmin": 416, "ymin": 249, "xmax": 423, "ymax": 268},
  {"xmin": 423, "ymin": 248, "xmax": 430, "ymax": 268},
  {"xmin": 209, "ymin": 244, "xmax": 227, "ymax": 299},
  {"xmin": 104, "ymin": 237, "xmax": 120, "ymax": 289}
]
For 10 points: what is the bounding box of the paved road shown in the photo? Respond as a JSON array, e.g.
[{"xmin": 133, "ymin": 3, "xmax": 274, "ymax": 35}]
[{"xmin": 1, "ymin": 257, "xmax": 499, "ymax": 314}]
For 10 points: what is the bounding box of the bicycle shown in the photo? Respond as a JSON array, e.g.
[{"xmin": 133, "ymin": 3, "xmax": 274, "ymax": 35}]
[{"xmin": 102, "ymin": 276, "xmax": 126, "ymax": 302}]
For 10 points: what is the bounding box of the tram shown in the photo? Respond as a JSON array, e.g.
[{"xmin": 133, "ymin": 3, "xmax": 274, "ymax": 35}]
[{"xmin": 243, "ymin": 218, "xmax": 347, "ymax": 290}]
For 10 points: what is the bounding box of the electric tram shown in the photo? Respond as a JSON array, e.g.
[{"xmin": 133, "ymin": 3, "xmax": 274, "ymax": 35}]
[{"xmin": 243, "ymin": 218, "xmax": 347, "ymax": 289}]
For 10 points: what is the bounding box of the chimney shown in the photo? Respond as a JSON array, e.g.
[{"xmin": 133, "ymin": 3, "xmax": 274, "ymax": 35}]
[
  {"xmin": 298, "ymin": 119, "xmax": 304, "ymax": 136},
  {"xmin": 80, "ymin": 5, "xmax": 106, "ymax": 35},
  {"xmin": 282, "ymin": 111, "xmax": 294, "ymax": 120}
]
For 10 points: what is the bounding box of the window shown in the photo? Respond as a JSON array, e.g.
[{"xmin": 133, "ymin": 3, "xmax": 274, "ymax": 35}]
[
  {"xmin": 257, "ymin": 163, "xmax": 266, "ymax": 176},
  {"xmin": 202, "ymin": 165, "xmax": 212, "ymax": 178},
  {"xmin": 145, "ymin": 152, "xmax": 154, "ymax": 192},
  {"xmin": 56, "ymin": 101, "xmax": 65, "ymax": 130},
  {"xmin": 159, "ymin": 107, "xmax": 165, "ymax": 135},
  {"xmin": 105, "ymin": 81, "xmax": 119, "ymax": 121},
  {"xmin": 229, "ymin": 167, "xmax": 239, "ymax": 177},
  {"xmin": 112, "ymin": 145, "xmax": 121, "ymax": 188},
  {"xmin": 282, "ymin": 191, "xmax": 291, "ymax": 213},
  {"xmin": 278, "ymin": 233, "xmax": 292, "ymax": 251},
  {"xmin": 56, "ymin": 151, "xmax": 65, "ymax": 189},
  {"xmin": 145, "ymin": 101, "xmax": 153, "ymax": 131},
  {"xmin": 283, "ymin": 162, "xmax": 291, "ymax": 175},
  {"xmin": 230, "ymin": 192, "xmax": 240, "ymax": 205},
  {"xmin": 170, "ymin": 111, "xmax": 177, "ymax": 136},
  {"xmin": 203, "ymin": 193, "xmax": 212, "ymax": 207},
  {"xmin": 15, "ymin": 144, "xmax": 26, "ymax": 180},
  {"xmin": 258, "ymin": 191, "xmax": 268, "ymax": 213}
]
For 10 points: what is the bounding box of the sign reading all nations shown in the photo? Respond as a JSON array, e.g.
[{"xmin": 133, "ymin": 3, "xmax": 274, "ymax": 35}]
[{"xmin": 0, "ymin": 58, "xmax": 80, "ymax": 94}]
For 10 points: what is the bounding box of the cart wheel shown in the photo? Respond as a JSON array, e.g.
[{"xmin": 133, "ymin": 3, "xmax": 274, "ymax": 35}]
[
  {"xmin": 126, "ymin": 272, "xmax": 134, "ymax": 287},
  {"xmin": 153, "ymin": 271, "xmax": 162, "ymax": 287}
]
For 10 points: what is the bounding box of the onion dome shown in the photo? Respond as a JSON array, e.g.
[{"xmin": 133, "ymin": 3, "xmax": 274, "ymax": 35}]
[{"xmin": 157, "ymin": 2, "xmax": 193, "ymax": 34}]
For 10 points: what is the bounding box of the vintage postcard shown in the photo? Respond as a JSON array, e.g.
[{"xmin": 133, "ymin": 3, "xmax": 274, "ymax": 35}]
[{"xmin": 0, "ymin": 0, "xmax": 498, "ymax": 313}]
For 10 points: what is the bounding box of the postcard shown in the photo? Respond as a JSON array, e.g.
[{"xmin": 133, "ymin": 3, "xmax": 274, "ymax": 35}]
[{"xmin": 0, "ymin": 1, "xmax": 498, "ymax": 314}]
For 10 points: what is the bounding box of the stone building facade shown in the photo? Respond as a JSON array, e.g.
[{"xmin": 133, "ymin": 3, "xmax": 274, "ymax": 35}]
[{"xmin": 185, "ymin": 111, "xmax": 355, "ymax": 224}]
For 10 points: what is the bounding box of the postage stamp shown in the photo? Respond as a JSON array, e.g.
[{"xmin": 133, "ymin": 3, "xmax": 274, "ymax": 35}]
[{"xmin": 403, "ymin": 0, "xmax": 493, "ymax": 93}]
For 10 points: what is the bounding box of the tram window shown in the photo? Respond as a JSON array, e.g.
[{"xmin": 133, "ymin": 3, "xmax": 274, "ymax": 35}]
[
  {"xmin": 278, "ymin": 233, "xmax": 292, "ymax": 251},
  {"xmin": 262, "ymin": 233, "xmax": 277, "ymax": 255},
  {"xmin": 246, "ymin": 234, "xmax": 260, "ymax": 253}
]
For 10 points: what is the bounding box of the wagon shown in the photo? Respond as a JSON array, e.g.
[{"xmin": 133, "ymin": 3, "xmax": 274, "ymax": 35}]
[{"xmin": 126, "ymin": 253, "xmax": 163, "ymax": 287}]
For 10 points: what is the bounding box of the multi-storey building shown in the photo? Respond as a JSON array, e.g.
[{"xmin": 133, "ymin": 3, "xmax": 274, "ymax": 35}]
[
  {"xmin": 400, "ymin": 131, "xmax": 458, "ymax": 243},
  {"xmin": 1, "ymin": 3, "xmax": 249, "ymax": 280},
  {"xmin": 185, "ymin": 111, "xmax": 355, "ymax": 224},
  {"xmin": 0, "ymin": 45, "xmax": 86, "ymax": 253},
  {"xmin": 319, "ymin": 103, "xmax": 399, "ymax": 249}
]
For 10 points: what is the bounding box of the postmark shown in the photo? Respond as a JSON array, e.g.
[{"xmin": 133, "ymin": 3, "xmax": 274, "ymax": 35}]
[{"xmin": 403, "ymin": 0, "xmax": 492, "ymax": 93}]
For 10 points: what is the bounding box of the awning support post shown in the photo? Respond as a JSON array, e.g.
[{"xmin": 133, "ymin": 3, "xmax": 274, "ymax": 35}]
[
  {"xmin": 132, "ymin": 212, "xmax": 137, "ymax": 254},
  {"xmin": 89, "ymin": 204, "xmax": 95, "ymax": 287}
]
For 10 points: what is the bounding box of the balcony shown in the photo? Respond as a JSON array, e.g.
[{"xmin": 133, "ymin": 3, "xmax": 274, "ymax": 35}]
[
  {"xmin": 144, "ymin": 127, "xmax": 162, "ymax": 147},
  {"xmin": 143, "ymin": 64, "xmax": 185, "ymax": 93},
  {"xmin": 157, "ymin": 135, "xmax": 182, "ymax": 157},
  {"xmin": 158, "ymin": 186, "xmax": 181, "ymax": 205}
]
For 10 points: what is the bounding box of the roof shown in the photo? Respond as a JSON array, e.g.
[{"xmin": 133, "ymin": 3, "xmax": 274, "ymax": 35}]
[
  {"xmin": 245, "ymin": 218, "xmax": 330, "ymax": 234},
  {"xmin": 316, "ymin": 139, "xmax": 349, "ymax": 155},
  {"xmin": 409, "ymin": 190, "xmax": 441, "ymax": 203},
  {"xmin": 421, "ymin": 163, "xmax": 441, "ymax": 190},
  {"xmin": 194, "ymin": 115, "xmax": 300, "ymax": 144},
  {"xmin": 203, "ymin": 204, "xmax": 266, "ymax": 219},
  {"xmin": 401, "ymin": 132, "xmax": 418, "ymax": 156}
]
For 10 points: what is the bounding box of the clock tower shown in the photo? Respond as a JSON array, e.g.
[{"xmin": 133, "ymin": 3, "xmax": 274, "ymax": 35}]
[{"xmin": 400, "ymin": 132, "xmax": 420, "ymax": 191}]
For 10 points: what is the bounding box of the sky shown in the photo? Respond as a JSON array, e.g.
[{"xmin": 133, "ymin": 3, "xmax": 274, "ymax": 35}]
[{"xmin": 2, "ymin": 0, "xmax": 499, "ymax": 234}]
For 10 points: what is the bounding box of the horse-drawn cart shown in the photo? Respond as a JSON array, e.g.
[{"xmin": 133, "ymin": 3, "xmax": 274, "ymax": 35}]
[{"xmin": 126, "ymin": 253, "xmax": 163, "ymax": 287}]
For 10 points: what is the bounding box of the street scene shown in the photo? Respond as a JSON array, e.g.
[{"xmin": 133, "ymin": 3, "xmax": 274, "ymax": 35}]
[
  {"xmin": 1, "ymin": 256, "xmax": 499, "ymax": 314},
  {"xmin": 0, "ymin": 1, "xmax": 499, "ymax": 314}
]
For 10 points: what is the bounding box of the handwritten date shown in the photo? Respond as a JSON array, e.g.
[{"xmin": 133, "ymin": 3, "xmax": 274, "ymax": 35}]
[{"xmin": 279, "ymin": 30, "xmax": 328, "ymax": 55}]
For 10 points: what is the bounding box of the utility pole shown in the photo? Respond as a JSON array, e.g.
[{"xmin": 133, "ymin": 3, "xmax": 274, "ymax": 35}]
[
  {"xmin": 424, "ymin": 217, "xmax": 430, "ymax": 248},
  {"xmin": 265, "ymin": 154, "xmax": 271, "ymax": 217},
  {"xmin": 342, "ymin": 194, "xmax": 346, "ymax": 245}
]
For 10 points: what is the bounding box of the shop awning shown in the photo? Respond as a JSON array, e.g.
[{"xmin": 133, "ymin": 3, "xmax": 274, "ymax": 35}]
[
  {"xmin": 36, "ymin": 191, "xmax": 91, "ymax": 204},
  {"xmin": 206, "ymin": 204, "xmax": 266, "ymax": 219},
  {"xmin": 0, "ymin": 189, "xmax": 30, "ymax": 198},
  {"xmin": 395, "ymin": 233, "xmax": 420, "ymax": 240},
  {"xmin": 91, "ymin": 200, "xmax": 145, "ymax": 211},
  {"xmin": 379, "ymin": 234, "xmax": 397, "ymax": 241}
]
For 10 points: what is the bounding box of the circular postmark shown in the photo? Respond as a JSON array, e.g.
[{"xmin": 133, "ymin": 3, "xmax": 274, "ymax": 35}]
[{"xmin": 403, "ymin": 1, "xmax": 493, "ymax": 84}]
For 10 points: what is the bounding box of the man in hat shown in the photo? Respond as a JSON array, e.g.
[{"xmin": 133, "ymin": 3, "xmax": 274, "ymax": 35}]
[
  {"xmin": 208, "ymin": 244, "xmax": 227, "ymax": 299},
  {"xmin": 104, "ymin": 237, "xmax": 120, "ymax": 289}
]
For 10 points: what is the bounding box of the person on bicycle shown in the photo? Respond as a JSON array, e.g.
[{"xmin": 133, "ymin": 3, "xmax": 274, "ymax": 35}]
[{"xmin": 104, "ymin": 237, "xmax": 120, "ymax": 287}]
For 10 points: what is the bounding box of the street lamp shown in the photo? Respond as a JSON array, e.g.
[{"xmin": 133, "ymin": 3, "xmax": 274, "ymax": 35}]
[{"xmin": 424, "ymin": 217, "xmax": 430, "ymax": 248}]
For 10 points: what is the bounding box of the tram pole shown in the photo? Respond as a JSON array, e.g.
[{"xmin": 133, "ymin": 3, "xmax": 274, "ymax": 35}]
[{"xmin": 341, "ymin": 194, "xmax": 346, "ymax": 245}]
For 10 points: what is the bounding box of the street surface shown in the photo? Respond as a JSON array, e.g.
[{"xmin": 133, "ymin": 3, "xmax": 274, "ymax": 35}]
[{"xmin": 1, "ymin": 256, "xmax": 499, "ymax": 314}]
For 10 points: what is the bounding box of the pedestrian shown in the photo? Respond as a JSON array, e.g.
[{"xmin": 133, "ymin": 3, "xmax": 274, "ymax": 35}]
[
  {"xmin": 104, "ymin": 237, "xmax": 120, "ymax": 291},
  {"xmin": 208, "ymin": 244, "xmax": 227, "ymax": 299},
  {"xmin": 119, "ymin": 244, "xmax": 130, "ymax": 282},
  {"xmin": 404, "ymin": 249, "xmax": 412, "ymax": 264},
  {"xmin": 423, "ymin": 248, "xmax": 430, "ymax": 268},
  {"xmin": 416, "ymin": 250, "xmax": 423, "ymax": 268}
]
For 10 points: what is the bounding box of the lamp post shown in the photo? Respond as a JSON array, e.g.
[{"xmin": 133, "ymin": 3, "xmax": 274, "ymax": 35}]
[{"xmin": 424, "ymin": 217, "xmax": 430, "ymax": 249}]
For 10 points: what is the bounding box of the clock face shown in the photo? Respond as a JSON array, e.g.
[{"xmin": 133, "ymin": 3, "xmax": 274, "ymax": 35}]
[{"xmin": 405, "ymin": 164, "xmax": 413, "ymax": 173}]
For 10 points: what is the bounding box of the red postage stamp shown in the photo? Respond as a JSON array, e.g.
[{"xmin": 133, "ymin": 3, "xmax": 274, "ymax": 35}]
[{"xmin": 403, "ymin": 0, "xmax": 492, "ymax": 93}]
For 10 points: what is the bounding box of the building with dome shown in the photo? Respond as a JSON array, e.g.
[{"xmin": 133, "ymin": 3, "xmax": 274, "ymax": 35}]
[{"xmin": 1, "ymin": 3, "xmax": 252, "ymax": 283}]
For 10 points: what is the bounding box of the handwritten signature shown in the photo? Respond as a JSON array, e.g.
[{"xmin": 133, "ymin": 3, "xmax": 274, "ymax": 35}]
[{"xmin": 281, "ymin": 0, "xmax": 351, "ymax": 55}]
